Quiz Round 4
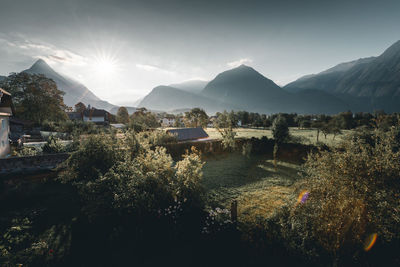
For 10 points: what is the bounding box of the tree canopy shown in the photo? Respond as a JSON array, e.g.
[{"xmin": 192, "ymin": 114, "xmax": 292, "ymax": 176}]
[
  {"xmin": 184, "ymin": 108, "xmax": 208, "ymax": 128},
  {"xmin": 116, "ymin": 106, "xmax": 129, "ymax": 123},
  {"xmin": 0, "ymin": 72, "xmax": 67, "ymax": 124}
]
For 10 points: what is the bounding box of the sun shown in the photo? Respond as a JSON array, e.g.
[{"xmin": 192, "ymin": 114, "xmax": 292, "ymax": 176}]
[{"xmin": 92, "ymin": 53, "xmax": 119, "ymax": 77}]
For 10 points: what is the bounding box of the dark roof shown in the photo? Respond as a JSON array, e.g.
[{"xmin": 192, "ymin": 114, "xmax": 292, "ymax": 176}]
[
  {"xmin": 83, "ymin": 108, "xmax": 109, "ymax": 117},
  {"xmin": 67, "ymin": 112, "xmax": 83, "ymax": 120},
  {"xmin": 166, "ymin": 127, "xmax": 209, "ymax": 141},
  {"xmin": 0, "ymin": 88, "xmax": 14, "ymax": 116}
]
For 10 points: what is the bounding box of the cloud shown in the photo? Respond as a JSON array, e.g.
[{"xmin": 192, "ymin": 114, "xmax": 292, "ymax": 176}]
[
  {"xmin": 227, "ymin": 58, "xmax": 253, "ymax": 68},
  {"xmin": 0, "ymin": 33, "xmax": 88, "ymax": 67},
  {"xmin": 136, "ymin": 63, "xmax": 175, "ymax": 75}
]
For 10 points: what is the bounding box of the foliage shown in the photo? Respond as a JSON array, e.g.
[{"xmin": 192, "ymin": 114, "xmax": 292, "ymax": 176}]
[
  {"xmin": 0, "ymin": 72, "xmax": 67, "ymax": 124},
  {"xmin": 60, "ymin": 132, "xmax": 204, "ymax": 221},
  {"xmin": 14, "ymin": 146, "xmax": 41, "ymax": 157},
  {"xmin": 278, "ymin": 127, "xmax": 400, "ymax": 262},
  {"xmin": 242, "ymin": 142, "xmax": 252, "ymax": 158},
  {"xmin": 272, "ymin": 115, "xmax": 289, "ymax": 144},
  {"xmin": 42, "ymin": 136, "xmax": 65, "ymax": 154},
  {"xmin": 128, "ymin": 109, "xmax": 160, "ymax": 132},
  {"xmin": 136, "ymin": 130, "xmax": 177, "ymax": 147},
  {"xmin": 60, "ymin": 134, "xmax": 122, "ymax": 183},
  {"xmin": 74, "ymin": 102, "xmax": 86, "ymax": 113},
  {"xmin": 116, "ymin": 106, "xmax": 129, "ymax": 123},
  {"xmin": 184, "ymin": 108, "xmax": 209, "ymax": 128},
  {"xmin": 214, "ymin": 110, "xmax": 237, "ymax": 150}
]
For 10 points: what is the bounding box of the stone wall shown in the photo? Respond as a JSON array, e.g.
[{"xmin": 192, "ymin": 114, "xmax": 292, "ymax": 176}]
[{"xmin": 0, "ymin": 153, "xmax": 70, "ymax": 175}]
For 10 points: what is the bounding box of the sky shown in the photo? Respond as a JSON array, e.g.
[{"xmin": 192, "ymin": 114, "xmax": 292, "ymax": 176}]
[{"xmin": 0, "ymin": 0, "xmax": 399, "ymax": 105}]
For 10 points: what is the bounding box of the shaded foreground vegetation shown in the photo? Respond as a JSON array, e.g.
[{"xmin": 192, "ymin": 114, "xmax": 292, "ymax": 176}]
[{"xmin": 1, "ymin": 127, "xmax": 400, "ymax": 266}]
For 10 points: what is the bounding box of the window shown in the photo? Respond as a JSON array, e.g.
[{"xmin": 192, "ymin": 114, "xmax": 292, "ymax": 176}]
[{"xmin": 1, "ymin": 119, "xmax": 4, "ymax": 129}]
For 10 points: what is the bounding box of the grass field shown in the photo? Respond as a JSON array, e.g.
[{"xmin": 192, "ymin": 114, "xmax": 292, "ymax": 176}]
[
  {"xmin": 202, "ymin": 153, "xmax": 302, "ymax": 222},
  {"xmin": 205, "ymin": 127, "xmax": 351, "ymax": 146}
]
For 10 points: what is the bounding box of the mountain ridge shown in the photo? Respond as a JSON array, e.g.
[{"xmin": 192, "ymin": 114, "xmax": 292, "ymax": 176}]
[{"xmin": 23, "ymin": 59, "xmax": 117, "ymax": 111}]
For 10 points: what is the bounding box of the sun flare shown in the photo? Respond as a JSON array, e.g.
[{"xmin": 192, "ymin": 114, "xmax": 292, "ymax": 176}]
[{"xmin": 93, "ymin": 54, "xmax": 118, "ymax": 76}]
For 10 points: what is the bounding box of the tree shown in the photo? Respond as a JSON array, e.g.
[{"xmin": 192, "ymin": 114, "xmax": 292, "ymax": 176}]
[
  {"xmin": 128, "ymin": 110, "xmax": 160, "ymax": 132},
  {"xmin": 272, "ymin": 115, "xmax": 289, "ymax": 170},
  {"xmin": 282, "ymin": 128, "xmax": 400, "ymax": 259},
  {"xmin": 214, "ymin": 110, "xmax": 237, "ymax": 150},
  {"xmin": 75, "ymin": 102, "xmax": 86, "ymax": 113},
  {"xmin": 116, "ymin": 106, "xmax": 129, "ymax": 123},
  {"xmin": 184, "ymin": 108, "xmax": 209, "ymax": 128},
  {"xmin": 0, "ymin": 72, "xmax": 67, "ymax": 124}
]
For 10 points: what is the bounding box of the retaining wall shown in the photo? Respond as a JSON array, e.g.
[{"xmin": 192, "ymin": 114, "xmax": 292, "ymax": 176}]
[{"xmin": 0, "ymin": 153, "xmax": 69, "ymax": 175}]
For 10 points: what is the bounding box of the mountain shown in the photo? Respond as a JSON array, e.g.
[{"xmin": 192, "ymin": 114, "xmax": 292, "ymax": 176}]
[
  {"xmin": 201, "ymin": 65, "xmax": 298, "ymax": 113},
  {"xmin": 334, "ymin": 40, "xmax": 400, "ymax": 97},
  {"xmin": 284, "ymin": 57, "xmax": 375, "ymax": 93},
  {"xmin": 23, "ymin": 59, "xmax": 116, "ymax": 111},
  {"xmin": 109, "ymin": 106, "xmax": 137, "ymax": 115},
  {"xmin": 138, "ymin": 85, "xmax": 236, "ymax": 114},
  {"xmin": 138, "ymin": 65, "xmax": 349, "ymax": 114},
  {"xmin": 169, "ymin": 80, "xmax": 208, "ymax": 94},
  {"xmin": 284, "ymin": 40, "xmax": 400, "ymax": 112}
]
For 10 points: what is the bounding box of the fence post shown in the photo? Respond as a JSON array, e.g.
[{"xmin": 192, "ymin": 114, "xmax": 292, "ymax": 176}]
[{"xmin": 230, "ymin": 200, "xmax": 238, "ymax": 224}]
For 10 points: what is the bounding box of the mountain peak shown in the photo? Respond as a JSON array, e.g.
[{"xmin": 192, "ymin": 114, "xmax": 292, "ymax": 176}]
[{"xmin": 29, "ymin": 58, "xmax": 54, "ymax": 73}]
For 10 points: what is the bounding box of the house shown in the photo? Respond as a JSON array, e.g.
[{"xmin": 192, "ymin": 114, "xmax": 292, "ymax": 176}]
[
  {"xmin": 0, "ymin": 88, "xmax": 14, "ymax": 157},
  {"xmin": 82, "ymin": 107, "xmax": 111, "ymax": 125},
  {"xmin": 166, "ymin": 127, "xmax": 209, "ymax": 142},
  {"xmin": 9, "ymin": 117, "xmax": 34, "ymax": 145},
  {"xmin": 207, "ymin": 116, "xmax": 217, "ymax": 128},
  {"xmin": 160, "ymin": 117, "xmax": 176, "ymax": 127},
  {"xmin": 67, "ymin": 111, "xmax": 83, "ymax": 121}
]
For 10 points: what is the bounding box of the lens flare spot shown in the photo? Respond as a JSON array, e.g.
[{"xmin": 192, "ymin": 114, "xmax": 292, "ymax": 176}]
[
  {"xmin": 364, "ymin": 233, "xmax": 378, "ymax": 251},
  {"xmin": 297, "ymin": 190, "xmax": 309, "ymax": 204}
]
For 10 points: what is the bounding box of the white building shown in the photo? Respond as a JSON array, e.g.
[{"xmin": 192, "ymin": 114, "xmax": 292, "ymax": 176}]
[
  {"xmin": 82, "ymin": 107, "xmax": 110, "ymax": 125},
  {"xmin": 161, "ymin": 117, "xmax": 176, "ymax": 127},
  {"xmin": 0, "ymin": 88, "xmax": 13, "ymax": 158}
]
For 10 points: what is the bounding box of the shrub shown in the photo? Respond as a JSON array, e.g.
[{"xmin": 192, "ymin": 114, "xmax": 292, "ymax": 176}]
[
  {"xmin": 277, "ymin": 127, "xmax": 400, "ymax": 263},
  {"xmin": 242, "ymin": 142, "xmax": 252, "ymax": 158},
  {"xmin": 60, "ymin": 134, "xmax": 122, "ymax": 183},
  {"xmin": 15, "ymin": 146, "xmax": 41, "ymax": 157},
  {"xmin": 42, "ymin": 136, "xmax": 65, "ymax": 154}
]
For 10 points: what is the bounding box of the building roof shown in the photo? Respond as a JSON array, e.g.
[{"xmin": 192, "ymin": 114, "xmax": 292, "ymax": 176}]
[
  {"xmin": 166, "ymin": 127, "xmax": 209, "ymax": 141},
  {"xmin": 83, "ymin": 108, "xmax": 109, "ymax": 118},
  {"xmin": 0, "ymin": 87, "xmax": 14, "ymax": 116},
  {"xmin": 67, "ymin": 112, "xmax": 83, "ymax": 120},
  {"xmin": 110, "ymin": 123, "xmax": 126, "ymax": 129}
]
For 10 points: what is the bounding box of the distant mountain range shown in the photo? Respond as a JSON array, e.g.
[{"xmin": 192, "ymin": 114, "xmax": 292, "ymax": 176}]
[
  {"xmin": 23, "ymin": 59, "xmax": 117, "ymax": 111},
  {"xmin": 139, "ymin": 65, "xmax": 350, "ymax": 114},
  {"xmin": 169, "ymin": 80, "xmax": 208, "ymax": 94},
  {"xmin": 2, "ymin": 39, "xmax": 400, "ymax": 115},
  {"xmin": 139, "ymin": 40, "xmax": 400, "ymax": 114}
]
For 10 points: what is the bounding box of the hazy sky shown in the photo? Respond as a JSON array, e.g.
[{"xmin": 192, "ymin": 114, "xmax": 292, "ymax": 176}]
[{"xmin": 0, "ymin": 0, "xmax": 399, "ymax": 105}]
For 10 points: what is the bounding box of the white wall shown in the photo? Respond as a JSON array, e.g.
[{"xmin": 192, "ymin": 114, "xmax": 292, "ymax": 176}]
[
  {"xmin": 0, "ymin": 116, "xmax": 10, "ymax": 158},
  {"xmin": 83, "ymin": 116, "xmax": 105, "ymax": 122}
]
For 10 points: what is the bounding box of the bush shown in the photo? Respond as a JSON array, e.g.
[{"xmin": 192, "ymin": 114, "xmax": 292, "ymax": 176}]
[
  {"xmin": 272, "ymin": 115, "xmax": 289, "ymax": 144},
  {"xmin": 42, "ymin": 136, "xmax": 65, "ymax": 154},
  {"xmin": 277, "ymin": 127, "xmax": 400, "ymax": 263},
  {"xmin": 14, "ymin": 146, "xmax": 41, "ymax": 157},
  {"xmin": 60, "ymin": 134, "xmax": 122, "ymax": 183}
]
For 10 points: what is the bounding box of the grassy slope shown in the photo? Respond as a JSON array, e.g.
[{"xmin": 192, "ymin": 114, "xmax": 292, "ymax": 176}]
[
  {"xmin": 202, "ymin": 153, "xmax": 302, "ymax": 222},
  {"xmin": 205, "ymin": 127, "xmax": 351, "ymax": 146}
]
